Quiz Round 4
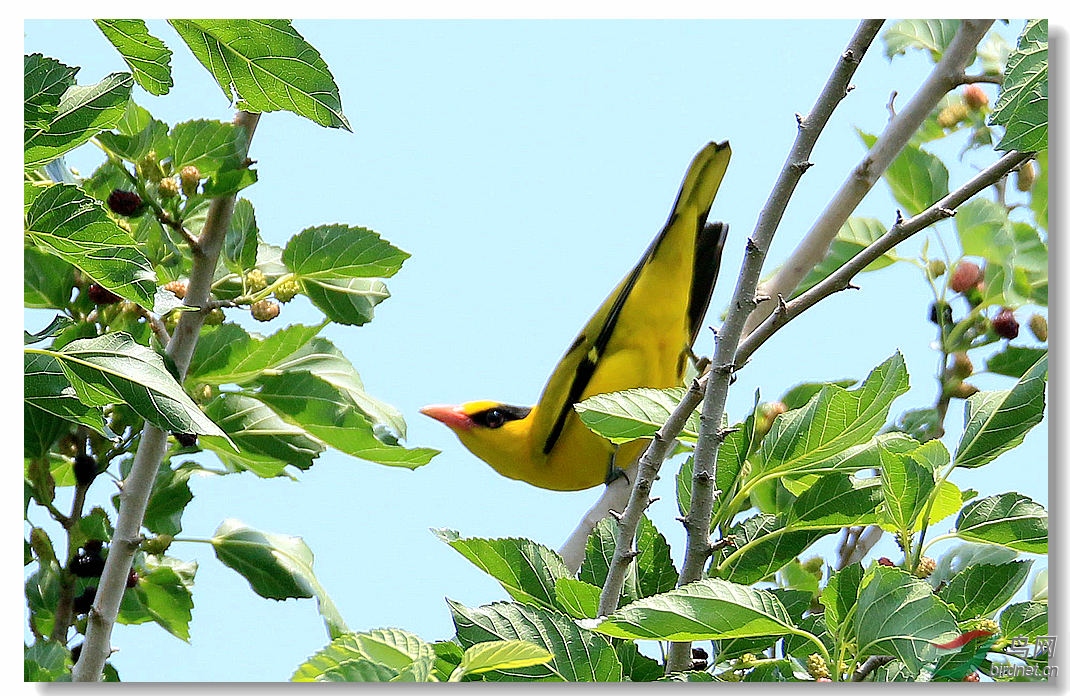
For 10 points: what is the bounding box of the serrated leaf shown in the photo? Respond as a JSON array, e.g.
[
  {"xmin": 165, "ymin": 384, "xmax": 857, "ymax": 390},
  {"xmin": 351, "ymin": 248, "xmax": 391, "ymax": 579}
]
[
  {"xmin": 170, "ymin": 119, "xmax": 249, "ymax": 177},
  {"xmin": 718, "ymin": 513, "xmax": 828, "ymax": 584},
  {"xmin": 24, "ymin": 246, "xmax": 76, "ymax": 310},
  {"xmin": 433, "ymin": 529, "xmax": 571, "ymax": 610},
  {"xmin": 254, "ymin": 371, "xmax": 436, "ymax": 468},
  {"xmin": 634, "ymin": 514, "xmax": 679, "ymax": 598},
  {"xmin": 754, "ymin": 353, "xmax": 910, "ymax": 479},
  {"xmin": 955, "ymin": 493, "xmax": 1047, "ymax": 553},
  {"xmin": 822, "ymin": 562, "xmax": 863, "ymax": 641},
  {"xmin": 200, "ymin": 393, "xmax": 324, "ymax": 476},
  {"xmin": 292, "ymin": 629, "xmax": 436, "ymax": 682},
  {"xmin": 284, "ymin": 224, "xmax": 409, "ymax": 282},
  {"xmin": 576, "ymin": 386, "xmax": 697, "ymax": 444},
  {"xmin": 1029, "ymin": 150, "xmax": 1047, "ymax": 230},
  {"xmin": 999, "ymin": 601, "xmax": 1047, "ymax": 640},
  {"xmin": 450, "ymin": 600, "xmax": 622, "ymax": 681},
  {"xmin": 552, "ymin": 578, "xmax": 601, "ymax": 619},
  {"xmin": 94, "ymin": 100, "xmax": 171, "ymax": 163},
  {"xmin": 24, "ymin": 53, "xmax": 78, "ymax": 128},
  {"xmin": 168, "ymin": 19, "xmax": 350, "ymax": 130},
  {"xmin": 25, "ymin": 71, "xmax": 133, "ymax": 168},
  {"xmin": 224, "ymin": 197, "xmax": 258, "ymax": 273},
  {"xmin": 883, "ymin": 20, "xmax": 961, "ymax": 61},
  {"xmin": 31, "ymin": 332, "xmax": 226, "ymax": 439},
  {"xmin": 187, "ymin": 322, "xmax": 322, "ymax": 385},
  {"xmin": 954, "ymin": 353, "xmax": 1046, "ymax": 468},
  {"xmin": 793, "ymin": 218, "xmax": 895, "ymax": 298},
  {"xmin": 593, "ymin": 577, "xmax": 796, "ymax": 641},
  {"xmin": 855, "ymin": 565, "xmax": 959, "ymax": 675},
  {"xmin": 939, "ymin": 560, "xmax": 1032, "ymax": 619},
  {"xmin": 783, "ymin": 474, "xmax": 883, "ymax": 529},
  {"xmin": 24, "ymin": 315, "xmax": 74, "ymax": 345},
  {"xmin": 991, "ymin": 20, "xmax": 1047, "ymax": 152},
  {"xmin": 454, "ymin": 640, "xmax": 553, "ymax": 679},
  {"xmin": 859, "ymin": 131, "xmax": 949, "ymax": 216},
  {"xmin": 301, "ymin": 277, "xmax": 391, "ymax": 326},
  {"xmin": 25, "ymin": 184, "xmax": 156, "ymax": 308},
  {"xmin": 780, "ymin": 379, "xmax": 856, "ymax": 410},
  {"xmin": 94, "ymin": 20, "xmax": 173, "ymax": 96},
  {"xmin": 24, "ymin": 640, "xmax": 70, "ymax": 682},
  {"xmin": 578, "ymin": 517, "xmax": 639, "ymax": 605},
  {"xmin": 986, "ymin": 346, "xmax": 1047, "ymax": 379},
  {"xmin": 117, "ymin": 555, "xmax": 195, "ymax": 641},
  {"xmin": 211, "ymin": 519, "xmax": 348, "ymax": 639},
  {"xmin": 880, "ymin": 440, "xmax": 939, "ymax": 533},
  {"xmin": 142, "ymin": 462, "xmax": 198, "ymax": 536}
]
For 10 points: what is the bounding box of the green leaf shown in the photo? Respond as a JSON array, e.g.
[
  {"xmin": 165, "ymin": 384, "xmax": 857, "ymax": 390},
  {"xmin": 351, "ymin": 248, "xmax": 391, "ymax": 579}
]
[
  {"xmin": 954, "ymin": 353, "xmax": 1046, "ymax": 468},
  {"xmin": 782, "ymin": 474, "xmax": 883, "ymax": 529},
  {"xmin": 576, "ymin": 387, "xmax": 697, "ymax": 444},
  {"xmin": 938, "ymin": 560, "xmax": 1032, "ymax": 619},
  {"xmin": 117, "ymin": 555, "xmax": 195, "ymax": 641},
  {"xmin": 991, "ymin": 20, "xmax": 1048, "ymax": 152},
  {"xmin": 254, "ymin": 372, "xmax": 436, "ymax": 467},
  {"xmin": 453, "ymin": 640, "xmax": 553, "ymax": 680},
  {"xmin": 859, "ymin": 132, "xmax": 949, "ymax": 216},
  {"xmin": 24, "ymin": 350, "xmax": 112, "ymax": 437},
  {"xmin": 187, "ymin": 323, "xmax": 322, "ymax": 385},
  {"xmin": 142, "ymin": 462, "xmax": 198, "ymax": 536},
  {"xmin": 956, "ymin": 199, "xmax": 1047, "ymax": 306},
  {"xmin": 211, "ymin": 519, "xmax": 348, "ymax": 639},
  {"xmin": 718, "ymin": 513, "xmax": 826, "ymax": 584},
  {"xmin": 634, "ymin": 514, "xmax": 679, "ymax": 598},
  {"xmin": 578, "ymin": 517, "xmax": 638, "ymax": 605},
  {"xmin": 24, "ymin": 640, "xmax": 70, "ymax": 682},
  {"xmin": 25, "ymin": 184, "xmax": 156, "ymax": 309},
  {"xmin": 449, "ymin": 600, "xmax": 622, "ymax": 681},
  {"xmin": 780, "ymin": 379, "xmax": 856, "ymax": 410},
  {"xmin": 792, "ymin": 218, "xmax": 895, "ymax": 298},
  {"xmin": 433, "ymin": 529, "xmax": 571, "ymax": 610},
  {"xmin": 999, "ymin": 601, "xmax": 1047, "ymax": 640},
  {"xmin": 855, "ymin": 565, "xmax": 959, "ymax": 676},
  {"xmin": 224, "ymin": 198, "xmax": 259, "ymax": 273},
  {"xmin": 94, "ymin": 20, "xmax": 173, "ymax": 96},
  {"xmin": 292, "ymin": 629, "xmax": 436, "ymax": 682},
  {"xmin": 987, "ymin": 346, "xmax": 1047, "ymax": 379},
  {"xmin": 891, "ymin": 407, "xmax": 942, "ymax": 443},
  {"xmin": 753, "ymin": 353, "xmax": 910, "ymax": 478},
  {"xmin": 552, "ymin": 577, "xmax": 601, "ymax": 619},
  {"xmin": 613, "ymin": 640, "xmax": 663, "ymax": 682},
  {"xmin": 955, "ymin": 492, "xmax": 1047, "ymax": 553},
  {"xmin": 94, "ymin": 100, "xmax": 171, "ymax": 163},
  {"xmin": 25, "ymin": 71, "xmax": 133, "ymax": 168},
  {"xmin": 284, "ymin": 224, "xmax": 409, "ymax": 282},
  {"xmin": 822, "ymin": 562, "xmax": 863, "ymax": 642},
  {"xmin": 301, "ymin": 277, "xmax": 391, "ymax": 326},
  {"xmin": 168, "ymin": 19, "xmax": 351, "ymax": 131},
  {"xmin": 32, "ymin": 332, "xmax": 226, "ymax": 439},
  {"xmin": 883, "ymin": 20, "xmax": 961, "ymax": 61},
  {"xmin": 24, "ymin": 246, "xmax": 75, "ymax": 310},
  {"xmin": 170, "ymin": 119, "xmax": 250, "ymax": 177},
  {"xmin": 24, "ymin": 315, "xmax": 74, "ymax": 346},
  {"xmin": 200, "ymin": 393, "xmax": 323, "ymax": 476},
  {"xmin": 24, "ymin": 54, "xmax": 78, "ymax": 128},
  {"xmin": 593, "ymin": 577, "xmax": 796, "ymax": 641},
  {"xmin": 879, "ymin": 440, "xmax": 940, "ymax": 533}
]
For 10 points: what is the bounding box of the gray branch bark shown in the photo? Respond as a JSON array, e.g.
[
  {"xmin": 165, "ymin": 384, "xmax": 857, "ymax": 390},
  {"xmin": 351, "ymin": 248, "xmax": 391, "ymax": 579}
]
[
  {"xmin": 72, "ymin": 111, "xmax": 261, "ymax": 682},
  {"xmin": 743, "ymin": 19, "xmax": 996, "ymax": 336}
]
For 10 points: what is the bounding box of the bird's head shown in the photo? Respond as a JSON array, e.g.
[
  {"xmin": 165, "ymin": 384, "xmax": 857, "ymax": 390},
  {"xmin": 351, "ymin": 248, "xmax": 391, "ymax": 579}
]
[{"xmin": 419, "ymin": 401, "xmax": 534, "ymax": 477}]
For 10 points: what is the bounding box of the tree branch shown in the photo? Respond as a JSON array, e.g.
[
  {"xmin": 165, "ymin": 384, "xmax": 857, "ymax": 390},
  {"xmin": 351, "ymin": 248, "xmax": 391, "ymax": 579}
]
[
  {"xmin": 664, "ymin": 20, "xmax": 886, "ymax": 673},
  {"xmin": 853, "ymin": 655, "xmax": 895, "ymax": 681},
  {"xmin": 743, "ymin": 19, "xmax": 997, "ymax": 336},
  {"xmin": 735, "ymin": 148, "xmax": 1033, "ymax": 365},
  {"xmin": 72, "ymin": 111, "xmax": 261, "ymax": 682}
]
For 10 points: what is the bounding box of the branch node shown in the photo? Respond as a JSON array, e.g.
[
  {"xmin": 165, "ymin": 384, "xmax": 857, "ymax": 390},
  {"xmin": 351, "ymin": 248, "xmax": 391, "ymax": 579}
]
[
  {"xmin": 753, "ymin": 293, "xmax": 772, "ymax": 305},
  {"xmin": 845, "ymin": 83, "xmax": 856, "ymax": 94},
  {"xmin": 793, "ymin": 160, "xmax": 815, "ymax": 173},
  {"xmin": 937, "ymin": 207, "xmax": 956, "ymax": 219},
  {"xmin": 645, "ymin": 496, "xmax": 661, "ymax": 510},
  {"xmin": 795, "ymin": 112, "xmax": 805, "ymax": 128},
  {"xmin": 745, "ymin": 237, "xmax": 761, "ymax": 254},
  {"xmin": 842, "ymin": 48, "xmax": 857, "ymax": 63},
  {"xmin": 607, "ymin": 508, "xmax": 624, "ymax": 523},
  {"xmin": 846, "ymin": 281, "xmax": 861, "ymax": 291}
]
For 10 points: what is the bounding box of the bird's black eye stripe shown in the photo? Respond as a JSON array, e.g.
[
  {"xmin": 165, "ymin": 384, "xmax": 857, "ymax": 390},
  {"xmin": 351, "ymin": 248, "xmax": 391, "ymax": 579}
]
[{"xmin": 472, "ymin": 405, "xmax": 531, "ymax": 429}]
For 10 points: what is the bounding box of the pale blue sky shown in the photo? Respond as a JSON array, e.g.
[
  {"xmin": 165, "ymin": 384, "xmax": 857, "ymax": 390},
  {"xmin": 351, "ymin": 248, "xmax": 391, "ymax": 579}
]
[{"xmin": 22, "ymin": 19, "xmax": 1049, "ymax": 681}]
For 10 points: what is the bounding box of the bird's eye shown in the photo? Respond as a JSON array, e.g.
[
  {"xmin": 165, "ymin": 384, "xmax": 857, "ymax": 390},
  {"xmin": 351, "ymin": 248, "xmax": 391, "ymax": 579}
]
[{"xmin": 483, "ymin": 409, "xmax": 505, "ymax": 429}]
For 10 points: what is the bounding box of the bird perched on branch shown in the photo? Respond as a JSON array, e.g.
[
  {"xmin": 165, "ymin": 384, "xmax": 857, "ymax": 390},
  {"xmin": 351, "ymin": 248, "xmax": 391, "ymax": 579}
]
[{"xmin": 422, "ymin": 141, "xmax": 731, "ymax": 491}]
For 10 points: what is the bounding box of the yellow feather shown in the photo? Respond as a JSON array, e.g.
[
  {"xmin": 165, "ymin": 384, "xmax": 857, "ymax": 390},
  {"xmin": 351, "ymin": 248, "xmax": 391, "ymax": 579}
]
[{"xmin": 422, "ymin": 142, "xmax": 731, "ymax": 490}]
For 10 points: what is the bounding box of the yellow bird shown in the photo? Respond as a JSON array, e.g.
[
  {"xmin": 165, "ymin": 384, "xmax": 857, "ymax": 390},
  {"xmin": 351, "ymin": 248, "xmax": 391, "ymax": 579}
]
[{"xmin": 421, "ymin": 141, "xmax": 731, "ymax": 491}]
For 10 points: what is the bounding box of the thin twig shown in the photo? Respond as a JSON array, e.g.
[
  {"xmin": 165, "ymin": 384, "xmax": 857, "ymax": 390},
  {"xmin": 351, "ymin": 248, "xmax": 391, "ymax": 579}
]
[
  {"xmin": 735, "ymin": 149, "xmax": 1032, "ymax": 365},
  {"xmin": 744, "ymin": 20, "xmax": 997, "ymax": 335},
  {"xmin": 664, "ymin": 20, "xmax": 887, "ymax": 673},
  {"xmin": 853, "ymin": 655, "xmax": 895, "ymax": 681},
  {"xmin": 71, "ymin": 111, "xmax": 261, "ymax": 683}
]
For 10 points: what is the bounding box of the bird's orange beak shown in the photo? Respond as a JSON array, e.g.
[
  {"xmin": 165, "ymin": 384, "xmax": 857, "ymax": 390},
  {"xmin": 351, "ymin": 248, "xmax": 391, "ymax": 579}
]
[{"xmin": 419, "ymin": 404, "xmax": 476, "ymax": 431}]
